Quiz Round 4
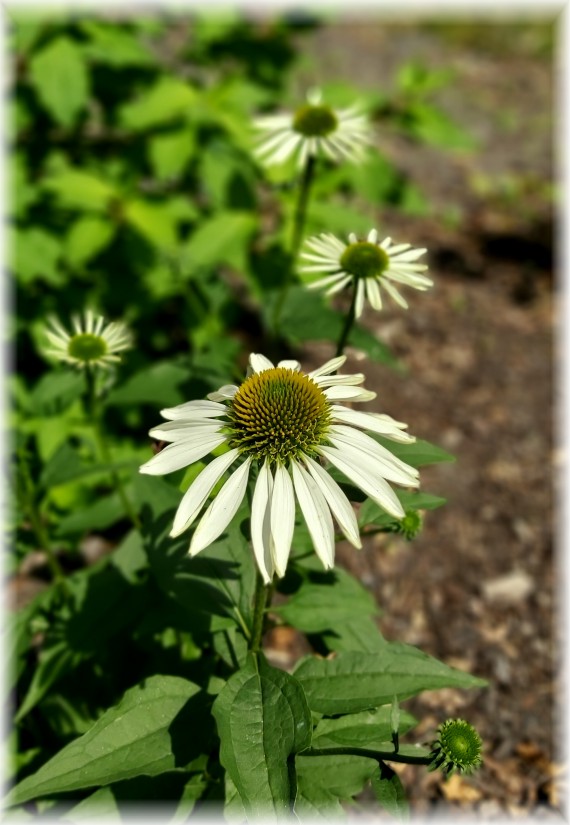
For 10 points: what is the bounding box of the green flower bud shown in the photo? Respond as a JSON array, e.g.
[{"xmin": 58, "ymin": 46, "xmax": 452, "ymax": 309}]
[{"xmin": 428, "ymin": 719, "xmax": 483, "ymax": 777}]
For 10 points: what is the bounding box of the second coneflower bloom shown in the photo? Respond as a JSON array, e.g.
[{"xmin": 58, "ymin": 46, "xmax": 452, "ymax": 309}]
[
  {"xmin": 140, "ymin": 353, "xmax": 419, "ymax": 583},
  {"xmin": 43, "ymin": 310, "xmax": 132, "ymax": 369},
  {"xmin": 300, "ymin": 229, "xmax": 433, "ymax": 317}
]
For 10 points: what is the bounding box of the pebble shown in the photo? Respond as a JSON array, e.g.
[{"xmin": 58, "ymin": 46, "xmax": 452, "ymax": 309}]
[{"xmin": 482, "ymin": 569, "xmax": 534, "ymax": 604}]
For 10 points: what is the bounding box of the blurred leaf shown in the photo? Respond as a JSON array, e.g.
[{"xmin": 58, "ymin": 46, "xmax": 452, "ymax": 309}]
[
  {"xmin": 307, "ymin": 202, "xmax": 372, "ymax": 236},
  {"xmin": 12, "ymin": 228, "xmax": 64, "ymax": 287},
  {"xmin": 10, "ymin": 153, "xmax": 37, "ymax": 219},
  {"xmin": 374, "ymin": 437, "xmax": 455, "ymax": 468},
  {"xmin": 359, "ymin": 490, "xmax": 447, "ymax": 529},
  {"xmin": 56, "ymin": 492, "xmax": 127, "ymax": 536},
  {"xmin": 39, "ymin": 441, "xmax": 139, "ymax": 490},
  {"xmin": 29, "ymin": 372, "xmax": 85, "ymax": 416},
  {"xmin": 182, "ymin": 211, "xmax": 257, "ymax": 272},
  {"xmin": 371, "ymin": 763, "xmax": 409, "ymax": 821},
  {"xmin": 65, "ymin": 216, "xmax": 116, "ymax": 268},
  {"xmin": 81, "ymin": 21, "xmax": 153, "ymax": 67},
  {"xmin": 44, "ymin": 169, "xmax": 119, "ymax": 212},
  {"xmin": 29, "ymin": 37, "xmax": 89, "ymax": 127},
  {"xmin": 200, "ymin": 141, "xmax": 257, "ymax": 210},
  {"xmin": 212, "ymin": 654, "xmax": 311, "ymax": 819},
  {"xmin": 124, "ymin": 199, "xmax": 179, "ymax": 249},
  {"xmin": 15, "ymin": 642, "xmax": 81, "ymax": 723},
  {"xmin": 148, "ymin": 128, "xmax": 196, "ymax": 181},
  {"xmin": 294, "ymin": 649, "xmax": 487, "ymax": 715},
  {"xmin": 406, "ymin": 103, "xmax": 475, "ymax": 151},
  {"xmin": 119, "ymin": 77, "xmax": 196, "ymax": 131},
  {"xmin": 8, "ymin": 675, "xmax": 203, "ymax": 806},
  {"xmin": 105, "ymin": 361, "xmax": 189, "ymax": 407}
]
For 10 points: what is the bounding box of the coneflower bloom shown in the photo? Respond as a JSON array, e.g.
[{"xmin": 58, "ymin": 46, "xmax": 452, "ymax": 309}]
[
  {"xmin": 140, "ymin": 353, "xmax": 419, "ymax": 583},
  {"xmin": 43, "ymin": 310, "xmax": 132, "ymax": 369},
  {"xmin": 300, "ymin": 229, "xmax": 433, "ymax": 317},
  {"xmin": 254, "ymin": 88, "xmax": 371, "ymax": 167}
]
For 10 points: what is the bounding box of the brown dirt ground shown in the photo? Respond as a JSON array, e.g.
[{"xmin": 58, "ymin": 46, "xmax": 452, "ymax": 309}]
[{"xmin": 265, "ymin": 19, "xmax": 560, "ymax": 821}]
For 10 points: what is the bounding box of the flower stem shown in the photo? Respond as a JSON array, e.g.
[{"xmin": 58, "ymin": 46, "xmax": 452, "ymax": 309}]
[
  {"xmin": 300, "ymin": 746, "xmax": 431, "ymax": 767},
  {"xmin": 250, "ymin": 572, "xmax": 271, "ymax": 654},
  {"xmin": 335, "ymin": 280, "xmax": 358, "ymax": 358},
  {"xmin": 272, "ymin": 154, "xmax": 317, "ymax": 334},
  {"xmin": 85, "ymin": 368, "xmax": 141, "ymax": 531}
]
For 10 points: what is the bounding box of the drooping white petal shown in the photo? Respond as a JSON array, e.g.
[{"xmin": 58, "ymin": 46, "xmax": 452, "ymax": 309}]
[
  {"xmin": 318, "ymin": 445, "xmax": 405, "ymax": 519},
  {"xmin": 355, "ymin": 279, "xmax": 366, "ymax": 319},
  {"xmin": 249, "ymin": 353, "xmax": 274, "ymax": 373},
  {"xmin": 382, "ymin": 279, "xmax": 409, "ymax": 309},
  {"xmin": 389, "ymin": 247, "xmax": 427, "ymax": 262},
  {"xmin": 139, "ymin": 434, "xmax": 227, "ymax": 475},
  {"xmin": 329, "ymin": 426, "xmax": 419, "ymax": 487},
  {"xmin": 291, "ymin": 460, "xmax": 335, "ymax": 569},
  {"xmin": 309, "ymin": 355, "xmax": 346, "ymax": 378},
  {"xmin": 250, "ymin": 462, "xmax": 275, "ymax": 584},
  {"xmin": 149, "ymin": 420, "xmax": 224, "ymax": 442},
  {"xmin": 270, "ymin": 464, "xmax": 295, "ymax": 578},
  {"xmin": 161, "ymin": 400, "xmax": 227, "ymax": 420},
  {"xmin": 365, "ymin": 277, "xmax": 383, "ymax": 310},
  {"xmin": 303, "ymin": 456, "xmax": 361, "ymax": 548},
  {"xmin": 324, "ymin": 276, "xmax": 353, "ymax": 296},
  {"xmin": 189, "ymin": 458, "xmax": 252, "ymax": 556},
  {"xmin": 330, "ymin": 405, "xmax": 415, "ymax": 443},
  {"xmin": 324, "ymin": 385, "xmax": 376, "ymax": 402},
  {"xmin": 170, "ymin": 449, "xmax": 241, "ymax": 537},
  {"xmin": 312, "ymin": 372, "xmax": 365, "ymax": 388}
]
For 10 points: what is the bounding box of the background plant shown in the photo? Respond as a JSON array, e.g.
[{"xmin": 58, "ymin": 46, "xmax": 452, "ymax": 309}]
[{"xmin": 7, "ymin": 10, "xmax": 490, "ymax": 821}]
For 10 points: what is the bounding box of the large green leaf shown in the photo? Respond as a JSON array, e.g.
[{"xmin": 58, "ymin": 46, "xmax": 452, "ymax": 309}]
[
  {"xmin": 274, "ymin": 568, "xmax": 377, "ymax": 635},
  {"xmin": 374, "ymin": 437, "xmax": 455, "ymax": 468},
  {"xmin": 13, "ymin": 227, "xmax": 64, "ymax": 286},
  {"xmin": 105, "ymin": 361, "xmax": 189, "ymax": 407},
  {"xmin": 182, "ymin": 211, "xmax": 257, "ymax": 272},
  {"xmin": 212, "ymin": 654, "xmax": 312, "ymax": 820},
  {"xmin": 8, "ymin": 675, "xmax": 202, "ymax": 806},
  {"xmin": 29, "ymin": 37, "xmax": 89, "ymax": 127},
  {"xmin": 65, "ymin": 216, "xmax": 115, "ymax": 268},
  {"xmin": 295, "ymin": 753, "xmax": 376, "ymax": 820},
  {"xmin": 149, "ymin": 127, "xmax": 196, "ymax": 181},
  {"xmin": 371, "ymin": 763, "xmax": 409, "ymax": 821},
  {"xmin": 294, "ymin": 648, "xmax": 487, "ymax": 715},
  {"xmin": 124, "ymin": 199, "xmax": 179, "ymax": 250},
  {"xmin": 358, "ymin": 490, "xmax": 447, "ymax": 529},
  {"xmin": 81, "ymin": 21, "xmax": 153, "ymax": 67},
  {"xmin": 311, "ymin": 706, "xmax": 417, "ymax": 750},
  {"xmin": 119, "ymin": 77, "xmax": 196, "ymax": 131},
  {"xmin": 44, "ymin": 169, "xmax": 119, "ymax": 212}
]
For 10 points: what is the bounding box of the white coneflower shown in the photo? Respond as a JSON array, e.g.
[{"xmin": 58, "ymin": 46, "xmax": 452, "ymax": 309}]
[
  {"xmin": 43, "ymin": 310, "xmax": 132, "ymax": 369},
  {"xmin": 140, "ymin": 353, "xmax": 419, "ymax": 583},
  {"xmin": 254, "ymin": 88, "xmax": 371, "ymax": 167},
  {"xmin": 300, "ymin": 229, "xmax": 433, "ymax": 317}
]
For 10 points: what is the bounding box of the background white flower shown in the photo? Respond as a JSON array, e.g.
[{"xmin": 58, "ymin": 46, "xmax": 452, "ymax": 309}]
[
  {"xmin": 300, "ymin": 228, "xmax": 433, "ymax": 317},
  {"xmin": 140, "ymin": 353, "xmax": 420, "ymax": 583},
  {"xmin": 254, "ymin": 88, "xmax": 371, "ymax": 167},
  {"xmin": 43, "ymin": 310, "xmax": 132, "ymax": 369}
]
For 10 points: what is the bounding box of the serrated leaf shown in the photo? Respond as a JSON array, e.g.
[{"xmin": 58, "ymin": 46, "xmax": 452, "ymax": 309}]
[
  {"xmin": 275, "ymin": 568, "xmax": 377, "ymax": 635},
  {"xmin": 119, "ymin": 77, "xmax": 196, "ymax": 131},
  {"xmin": 7, "ymin": 675, "xmax": 202, "ymax": 806},
  {"xmin": 29, "ymin": 37, "xmax": 89, "ymax": 127},
  {"xmin": 371, "ymin": 763, "xmax": 409, "ymax": 821},
  {"xmin": 212, "ymin": 654, "xmax": 312, "ymax": 820},
  {"xmin": 294, "ymin": 648, "xmax": 487, "ymax": 715},
  {"xmin": 65, "ymin": 216, "xmax": 115, "ymax": 267}
]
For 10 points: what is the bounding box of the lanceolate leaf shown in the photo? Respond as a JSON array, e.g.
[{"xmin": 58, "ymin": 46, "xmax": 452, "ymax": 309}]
[
  {"xmin": 212, "ymin": 654, "xmax": 312, "ymax": 820},
  {"xmin": 7, "ymin": 676, "xmax": 203, "ymax": 806},
  {"xmin": 294, "ymin": 648, "xmax": 487, "ymax": 716},
  {"xmin": 371, "ymin": 763, "xmax": 410, "ymax": 821},
  {"xmin": 311, "ymin": 706, "xmax": 417, "ymax": 751}
]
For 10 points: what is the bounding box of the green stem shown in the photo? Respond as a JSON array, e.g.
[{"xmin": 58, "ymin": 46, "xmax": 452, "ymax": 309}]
[
  {"xmin": 335, "ymin": 280, "xmax": 358, "ymax": 359},
  {"xmin": 19, "ymin": 450, "xmax": 69, "ymax": 591},
  {"xmin": 249, "ymin": 572, "xmax": 270, "ymax": 654},
  {"xmin": 86, "ymin": 368, "xmax": 141, "ymax": 531},
  {"xmin": 272, "ymin": 154, "xmax": 317, "ymax": 334},
  {"xmin": 301, "ymin": 747, "xmax": 431, "ymax": 767}
]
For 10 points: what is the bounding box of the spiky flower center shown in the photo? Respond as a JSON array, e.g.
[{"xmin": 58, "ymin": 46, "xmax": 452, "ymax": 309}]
[
  {"xmin": 228, "ymin": 367, "xmax": 330, "ymax": 463},
  {"xmin": 293, "ymin": 104, "xmax": 338, "ymax": 137},
  {"xmin": 340, "ymin": 241, "xmax": 389, "ymax": 280},
  {"xmin": 67, "ymin": 333, "xmax": 107, "ymax": 362},
  {"xmin": 429, "ymin": 719, "xmax": 483, "ymax": 776}
]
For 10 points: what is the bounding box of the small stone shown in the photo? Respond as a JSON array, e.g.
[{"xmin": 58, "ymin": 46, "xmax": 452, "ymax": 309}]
[{"xmin": 482, "ymin": 569, "xmax": 533, "ymax": 604}]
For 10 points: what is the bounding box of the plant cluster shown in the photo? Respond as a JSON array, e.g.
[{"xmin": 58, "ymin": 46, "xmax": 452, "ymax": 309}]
[{"xmin": 8, "ymin": 11, "xmax": 483, "ymax": 821}]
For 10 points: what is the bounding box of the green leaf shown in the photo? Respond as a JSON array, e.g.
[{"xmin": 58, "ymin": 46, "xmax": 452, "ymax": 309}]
[
  {"xmin": 29, "ymin": 37, "xmax": 89, "ymax": 127},
  {"xmin": 212, "ymin": 654, "xmax": 312, "ymax": 820},
  {"xmin": 81, "ymin": 21, "xmax": 153, "ymax": 67},
  {"xmin": 359, "ymin": 490, "xmax": 447, "ymax": 529},
  {"xmin": 60, "ymin": 786, "xmax": 120, "ymax": 821},
  {"xmin": 371, "ymin": 763, "xmax": 409, "ymax": 821},
  {"xmin": 124, "ymin": 199, "xmax": 179, "ymax": 250},
  {"xmin": 65, "ymin": 216, "xmax": 115, "ymax": 268},
  {"xmin": 307, "ymin": 201, "xmax": 372, "ymax": 236},
  {"xmin": 56, "ymin": 492, "xmax": 127, "ymax": 536},
  {"xmin": 13, "ymin": 227, "xmax": 64, "ymax": 287},
  {"xmin": 275, "ymin": 568, "xmax": 377, "ymax": 635},
  {"xmin": 105, "ymin": 360, "xmax": 189, "ymax": 407},
  {"xmin": 312, "ymin": 706, "xmax": 417, "ymax": 750},
  {"xmin": 15, "ymin": 641, "xmax": 81, "ymax": 723},
  {"xmin": 295, "ymin": 753, "xmax": 376, "ymax": 819},
  {"xmin": 148, "ymin": 127, "xmax": 196, "ymax": 181},
  {"xmin": 375, "ymin": 437, "xmax": 455, "ymax": 468},
  {"xmin": 321, "ymin": 616, "xmax": 388, "ymax": 654},
  {"xmin": 39, "ymin": 442, "xmax": 138, "ymax": 490},
  {"xmin": 294, "ymin": 648, "xmax": 487, "ymax": 715},
  {"xmin": 44, "ymin": 169, "xmax": 119, "ymax": 212},
  {"xmin": 8, "ymin": 675, "xmax": 202, "ymax": 806},
  {"xmin": 119, "ymin": 77, "xmax": 196, "ymax": 131},
  {"xmin": 29, "ymin": 371, "xmax": 85, "ymax": 416},
  {"xmin": 182, "ymin": 211, "xmax": 257, "ymax": 273}
]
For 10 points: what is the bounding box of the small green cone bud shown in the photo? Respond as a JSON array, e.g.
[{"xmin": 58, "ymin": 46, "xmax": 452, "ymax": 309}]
[
  {"xmin": 428, "ymin": 719, "xmax": 483, "ymax": 777},
  {"xmin": 391, "ymin": 509, "xmax": 422, "ymax": 540}
]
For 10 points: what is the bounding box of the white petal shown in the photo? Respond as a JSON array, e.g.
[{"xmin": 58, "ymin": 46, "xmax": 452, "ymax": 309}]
[
  {"xmin": 331, "ymin": 405, "xmax": 415, "ymax": 442},
  {"xmin": 365, "ymin": 278, "xmax": 383, "ymax": 310},
  {"xmin": 313, "ymin": 372, "xmax": 365, "ymax": 388},
  {"xmin": 389, "ymin": 247, "xmax": 427, "ymax": 262},
  {"xmin": 324, "ymin": 385, "xmax": 376, "ymax": 402},
  {"xmin": 367, "ymin": 228, "xmax": 378, "ymax": 243},
  {"xmin": 329, "ymin": 426, "xmax": 419, "ymax": 486},
  {"xmin": 325, "ymin": 276, "xmax": 353, "ymax": 296},
  {"xmin": 149, "ymin": 421, "xmax": 224, "ymax": 442},
  {"xmin": 189, "ymin": 458, "xmax": 252, "ymax": 556},
  {"xmin": 250, "ymin": 462, "xmax": 275, "ymax": 584},
  {"xmin": 207, "ymin": 384, "xmax": 239, "ymax": 402},
  {"xmin": 305, "ymin": 273, "xmax": 348, "ymax": 289},
  {"xmin": 270, "ymin": 464, "xmax": 295, "ymax": 578},
  {"xmin": 303, "ymin": 456, "xmax": 361, "ymax": 548},
  {"xmin": 291, "ymin": 461, "xmax": 334, "ymax": 569},
  {"xmin": 308, "ymin": 355, "xmax": 346, "ymax": 378},
  {"xmin": 277, "ymin": 360, "xmax": 301, "ymax": 371},
  {"xmin": 355, "ymin": 279, "xmax": 366, "ymax": 319},
  {"xmin": 318, "ymin": 446, "xmax": 405, "ymax": 518},
  {"xmin": 380, "ymin": 237, "xmax": 392, "ymax": 249},
  {"xmin": 161, "ymin": 400, "xmax": 227, "ymax": 420},
  {"xmin": 139, "ymin": 434, "xmax": 227, "ymax": 475},
  {"xmin": 170, "ymin": 449, "xmax": 241, "ymax": 537},
  {"xmin": 382, "ymin": 279, "xmax": 409, "ymax": 309},
  {"xmin": 298, "ymin": 263, "xmax": 342, "ymax": 273},
  {"xmin": 249, "ymin": 353, "xmax": 274, "ymax": 373},
  {"xmin": 348, "ymin": 232, "xmax": 358, "ymax": 244}
]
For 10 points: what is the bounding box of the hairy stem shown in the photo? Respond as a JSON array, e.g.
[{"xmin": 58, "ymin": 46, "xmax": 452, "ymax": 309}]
[{"xmin": 249, "ymin": 572, "xmax": 272, "ymax": 654}]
